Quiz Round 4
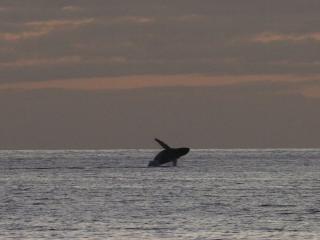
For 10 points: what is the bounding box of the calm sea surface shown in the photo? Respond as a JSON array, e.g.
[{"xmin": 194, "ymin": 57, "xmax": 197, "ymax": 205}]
[{"xmin": 0, "ymin": 149, "xmax": 320, "ymax": 240}]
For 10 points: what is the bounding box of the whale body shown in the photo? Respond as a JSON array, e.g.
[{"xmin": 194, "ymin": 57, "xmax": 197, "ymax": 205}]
[{"xmin": 148, "ymin": 138, "xmax": 190, "ymax": 167}]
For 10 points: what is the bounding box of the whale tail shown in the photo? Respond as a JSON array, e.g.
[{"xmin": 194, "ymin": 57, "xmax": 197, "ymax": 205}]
[{"xmin": 154, "ymin": 138, "xmax": 171, "ymax": 149}]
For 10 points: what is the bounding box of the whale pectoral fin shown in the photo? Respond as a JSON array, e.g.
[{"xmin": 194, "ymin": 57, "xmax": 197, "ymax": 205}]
[
  {"xmin": 154, "ymin": 138, "xmax": 171, "ymax": 149},
  {"xmin": 172, "ymin": 159, "xmax": 177, "ymax": 166},
  {"xmin": 148, "ymin": 160, "xmax": 158, "ymax": 167}
]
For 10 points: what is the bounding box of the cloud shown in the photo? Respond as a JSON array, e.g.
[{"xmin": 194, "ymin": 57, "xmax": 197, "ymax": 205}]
[
  {"xmin": 0, "ymin": 56, "xmax": 83, "ymax": 68},
  {"xmin": 1, "ymin": 0, "xmax": 320, "ymax": 83},
  {"xmin": 0, "ymin": 18, "xmax": 95, "ymax": 42},
  {"xmin": 110, "ymin": 16, "xmax": 155, "ymax": 24},
  {"xmin": 61, "ymin": 5, "xmax": 83, "ymax": 12},
  {"xmin": 251, "ymin": 32, "xmax": 320, "ymax": 43},
  {"xmin": 1, "ymin": 73, "xmax": 320, "ymax": 98},
  {"xmin": 25, "ymin": 18, "xmax": 95, "ymax": 29},
  {"xmin": 0, "ymin": 55, "xmax": 127, "ymax": 68},
  {"xmin": 0, "ymin": 29, "xmax": 50, "ymax": 42}
]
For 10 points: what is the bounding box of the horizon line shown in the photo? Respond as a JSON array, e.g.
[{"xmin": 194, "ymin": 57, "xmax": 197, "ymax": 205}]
[{"xmin": 1, "ymin": 148, "xmax": 319, "ymax": 151}]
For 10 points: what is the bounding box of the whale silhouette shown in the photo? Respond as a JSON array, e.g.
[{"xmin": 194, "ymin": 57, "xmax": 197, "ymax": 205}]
[{"xmin": 148, "ymin": 138, "xmax": 190, "ymax": 167}]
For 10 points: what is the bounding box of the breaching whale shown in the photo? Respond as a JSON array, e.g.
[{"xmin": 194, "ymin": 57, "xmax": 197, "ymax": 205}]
[{"xmin": 148, "ymin": 138, "xmax": 190, "ymax": 167}]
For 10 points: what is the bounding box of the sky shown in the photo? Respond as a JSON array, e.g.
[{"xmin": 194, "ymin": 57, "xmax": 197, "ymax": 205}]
[{"xmin": 1, "ymin": 0, "xmax": 320, "ymax": 149}]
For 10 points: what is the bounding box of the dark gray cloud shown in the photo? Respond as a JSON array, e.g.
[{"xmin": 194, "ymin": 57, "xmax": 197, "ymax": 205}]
[{"xmin": 1, "ymin": 0, "xmax": 320, "ymax": 83}]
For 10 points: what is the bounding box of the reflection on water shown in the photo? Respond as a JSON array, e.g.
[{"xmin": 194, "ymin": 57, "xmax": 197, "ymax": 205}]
[{"xmin": 0, "ymin": 149, "xmax": 320, "ymax": 239}]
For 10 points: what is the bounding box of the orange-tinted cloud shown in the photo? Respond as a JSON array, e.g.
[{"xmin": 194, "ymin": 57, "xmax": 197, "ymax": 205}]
[
  {"xmin": 0, "ymin": 56, "xmax": 83, "ymax": 68},
  {"xmin": 0, "ymin": 56, "xmax": 127, "ymax": 68},
  {"xmin": 25, "ymin": 18, "xmax": 95, "ymax": 29},
  {"xmin": 0, "ymin": 30, "xmax": 49, "ymax": 41},
  {"xmin": 61, "ymin": 5, "xmax": 83, "ymax": 12},
  {"xmin": 0, "ymin": 18, "xmax": 95, "ymax": 42},
  {"xmin": 1, "ymin": 74, "xmax": 319, "ymax": 97},
  {"xmin": 251, "ymin": 32, "xmax": 320, "ymax": 43}
]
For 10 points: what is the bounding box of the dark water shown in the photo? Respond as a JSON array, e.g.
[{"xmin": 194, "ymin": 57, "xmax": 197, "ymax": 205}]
[{"xmin": 0, "ymin": 149, "xmax": 320, "ymax": 239}]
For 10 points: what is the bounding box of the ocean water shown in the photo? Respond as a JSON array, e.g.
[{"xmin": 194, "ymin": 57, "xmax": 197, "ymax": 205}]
[{"xmin": 0, "ymin": 149, "xmax": 320, "ymax": 240}]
